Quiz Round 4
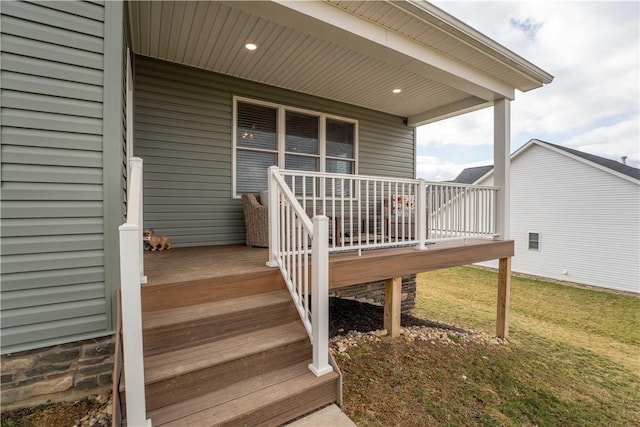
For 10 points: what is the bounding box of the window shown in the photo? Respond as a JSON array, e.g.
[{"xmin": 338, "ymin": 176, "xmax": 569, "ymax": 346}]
[
  {"xmin": 528, "ymin": 232, "xmax": 540, "ymax": 250},
  {"xmin": 233, "ymin": 97, "xmax": 357, "ymax": 197}
]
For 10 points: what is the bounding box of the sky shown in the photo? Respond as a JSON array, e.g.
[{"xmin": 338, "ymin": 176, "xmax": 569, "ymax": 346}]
[{"xmin": 416, "ymin": 1, "xmax": 640, "ymax": 181}]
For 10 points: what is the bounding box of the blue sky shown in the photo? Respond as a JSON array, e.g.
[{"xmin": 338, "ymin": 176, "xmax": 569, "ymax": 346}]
[{"xmin": 416, "ymin": 1, "xmax": 640, "ymax": 181}]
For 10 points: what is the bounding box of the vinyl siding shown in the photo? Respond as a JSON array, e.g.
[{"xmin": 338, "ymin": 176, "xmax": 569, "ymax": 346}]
[
  {"xmin": 135, "ymin": 56, "xmax": 414, "ymax": 247},
  {"xmin": 477, "ymin": 144, "xmax": 640, "ymax": 293},
  {"xmin": 0, "ymin": 0, "xmax": 125, "ymax": 353}
]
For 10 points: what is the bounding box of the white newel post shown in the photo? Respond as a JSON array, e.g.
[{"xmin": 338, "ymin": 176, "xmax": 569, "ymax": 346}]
[
  {"xmin": 119, "ymin": 224, "xmax": 151, "ymax": 427},
  {"xmin": 493, "ymin": 99, "xmax": 511, "ymax": 240},
  {"xmin": 309, "ymin": 215, "xmax": 333, "ymax": 376},
  {"xmin": 129, "ymin": 157, "xmax": 147, "ymax": 284},
  {"xmin": 416, "ymin": 179, "xmax": 427, "ymax": 250},
  {"xmin": 267, "ymin": 166, "xmax": 279, "ymax": 267}
]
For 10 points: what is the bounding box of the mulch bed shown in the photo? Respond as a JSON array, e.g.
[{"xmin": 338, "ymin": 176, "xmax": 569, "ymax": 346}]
[{"xmin": 329, "ymin": 297, "xmax": 467, "ymax": 337}]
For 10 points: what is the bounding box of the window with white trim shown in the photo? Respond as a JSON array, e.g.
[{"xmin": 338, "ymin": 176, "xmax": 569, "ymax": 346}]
[
  {"xmin": 233, "ymin": 97, "xmax": 357, "ymax": 197},
  {"xmin": 528, "ymin": 232, "xmax": 540, "ymax": 250}
]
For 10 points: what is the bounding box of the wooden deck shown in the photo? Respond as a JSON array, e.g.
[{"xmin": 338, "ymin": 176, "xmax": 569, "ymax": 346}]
[
  {"xmin": 144, "ymin": 245, "xmax": 271, "ymax": 286},
  {"xmin": 144, "ymin": 239, "xmax": 514, "ymax": 289},
  {"xmin": 136, "ymin": 239, "xmax": 513, "ymax": 424}
]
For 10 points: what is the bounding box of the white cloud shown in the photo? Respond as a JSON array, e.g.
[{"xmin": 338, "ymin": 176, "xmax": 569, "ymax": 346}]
[
  {"xmin": 416, "ymin": 109, "xmax": 493, "ymax": 148},
  {"xmin": 564, "ymin": 118, "xmax": 640, "ymax": 167},
  {"xmin": 421, "ymin": 1, "xmax": 639, "ymax": 171}
]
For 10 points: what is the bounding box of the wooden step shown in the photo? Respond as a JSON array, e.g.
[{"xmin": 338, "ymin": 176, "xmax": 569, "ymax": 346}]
[
  {"xmin": 149, "ymin": 361, "xmax": 339, "ymax": 427},
  {"xmin": 142, "ymin": 268, "xmax": 286, "ymax": 312},
  {"xmin": 142, "ymin": 289, "xmax": 299, "ymax": 356},
  {"xmin": 143, "ymin": 321, "xmax": 312, "ymax": 411}
]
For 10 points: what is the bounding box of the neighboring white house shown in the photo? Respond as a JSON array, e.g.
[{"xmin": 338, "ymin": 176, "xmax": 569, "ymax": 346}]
[{"xmin": 454, "ymin": 139, "xmax": 640, "ymax": 294}]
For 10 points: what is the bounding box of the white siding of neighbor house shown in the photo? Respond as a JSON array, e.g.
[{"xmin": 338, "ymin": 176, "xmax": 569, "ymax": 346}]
[{"xmin": 477, "ymin": 144, "xmax": 640, "ymax": 293}]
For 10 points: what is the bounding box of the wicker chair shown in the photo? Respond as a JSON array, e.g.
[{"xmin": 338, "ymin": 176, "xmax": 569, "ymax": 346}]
[{"xmin": 241, "ymin": 193, "xmax": 269, "ymax": 247}]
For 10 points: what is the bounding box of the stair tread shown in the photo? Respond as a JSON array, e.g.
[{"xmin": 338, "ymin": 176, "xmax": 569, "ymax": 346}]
[
  {"xmin": 144, "ymin": 321, "xmax": 308, "ymax": 384},
  {"xmin": 149, "ymin": 360, "xmax": 310, "ymax": 425},
  {"xmin": 143, "ymin": 289, "xmax": 292, "ymax": 329},
  {"xmin": 155, "ymin": 364, "xmax": 339, "ymax": 427}
]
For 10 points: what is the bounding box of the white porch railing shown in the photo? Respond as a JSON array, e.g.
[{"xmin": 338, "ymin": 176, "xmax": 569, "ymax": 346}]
[
  {"xmin": 118, "ymin": 157, "xmax": 151, "ymax": 427},
  {"xmin": 278, "ymin": 170, "xmax": 499, "ymax": 252},
  {"xmin": 266, "ymin": 167, "xmax": 499, "ymax": 377},
  {"xmin": 267, "ymin": 166, "xmax": 333, "ymax": 376},
  {"xmin": 427, "ymin": 182, "xmax": 499, "ymax": 240}
]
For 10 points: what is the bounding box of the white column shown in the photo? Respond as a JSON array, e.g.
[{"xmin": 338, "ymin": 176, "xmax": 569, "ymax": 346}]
[{"xmin": 493, "ymin": 99, "xmax": 510, "ymax": 240}]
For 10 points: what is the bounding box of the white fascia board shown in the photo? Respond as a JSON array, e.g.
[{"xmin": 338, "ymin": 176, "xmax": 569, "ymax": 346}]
[
  {"xmin": 401, "ymin": 1, "xmax": 553, "ymax": 88},
  {"xmin": 385, "ymin": 30, "xmax": 514, "ymax": 100},
  {"xmin": 531, "ymin": 140, "xmax": 640, "ymax": 185},
  {"xmin": 477, "ymin": 139, "xmax": 640, "ymax": 185},
  {"xmin": 237, "ymin": 0, "xmax": 514, "ymax": 101},
  {"xmin": 407, "ymin": 96, "xmax": 492, "ymax": 126}
]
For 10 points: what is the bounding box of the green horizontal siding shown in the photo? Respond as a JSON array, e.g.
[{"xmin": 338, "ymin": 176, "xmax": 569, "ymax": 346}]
[
  {"xmin": 0, "ymin": 0, "xmax": 121, "ymax": 354},
  {"xmin": 135, "ymin": 56, "xmax": 414, "ymax": 247},
  {"xmin": 1, "ymin": 267, "xmax": 105, "ymax": 292}
]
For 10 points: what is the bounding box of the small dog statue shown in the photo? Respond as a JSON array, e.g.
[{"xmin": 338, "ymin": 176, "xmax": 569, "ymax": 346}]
[{"xmin": 143, "ymin": 228, "xmax": 171, "ymax": 251}]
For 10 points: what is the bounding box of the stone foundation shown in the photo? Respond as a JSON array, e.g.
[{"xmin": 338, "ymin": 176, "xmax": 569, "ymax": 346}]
[
  {"xmin": 330, "ymin": 274, "xmax": 417, "ymax": 313},
  {"xmin": 0, "ymin": 335, "xmax": 115, "ymax": 411}
]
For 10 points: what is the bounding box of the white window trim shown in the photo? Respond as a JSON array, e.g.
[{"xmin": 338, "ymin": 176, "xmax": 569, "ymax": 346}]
[
  {"xmin": 232, "ymin": 96, "xmax": 359, "ymax": 198},
  {"xmin": 528, "ymin": 231, "xmax": 541, "ymax": 251}
]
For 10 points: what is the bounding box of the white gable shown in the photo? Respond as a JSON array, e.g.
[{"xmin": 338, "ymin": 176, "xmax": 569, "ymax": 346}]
[{"xmin": 478, "ymin": 143, "xmax": 640, "ymax": 293}]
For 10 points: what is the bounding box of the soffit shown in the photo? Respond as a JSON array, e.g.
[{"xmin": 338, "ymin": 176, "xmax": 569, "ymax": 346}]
[
  {"xmin": 128, "ymin": 1, "xmax": 545, "ymax": 123},
  {"xmin": 328, "ymin": 0, "xmax": 551, "ymax": 91}
]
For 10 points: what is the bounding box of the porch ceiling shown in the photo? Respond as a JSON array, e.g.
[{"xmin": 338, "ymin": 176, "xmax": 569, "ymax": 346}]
[{"xmin": 128, "ymin": 1, "xmax": 552, "ymax": 126}]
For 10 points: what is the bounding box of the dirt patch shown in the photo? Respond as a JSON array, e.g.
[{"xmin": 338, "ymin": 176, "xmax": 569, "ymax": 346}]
[{"xmin": 1, "ymin": 393, "xmax": 111, "ymax": 427}]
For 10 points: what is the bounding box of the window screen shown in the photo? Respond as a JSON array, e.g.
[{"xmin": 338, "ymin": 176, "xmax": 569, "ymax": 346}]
[{"xmin": 528, "ymin": 232, "xmax": 540, "ymax": 250}]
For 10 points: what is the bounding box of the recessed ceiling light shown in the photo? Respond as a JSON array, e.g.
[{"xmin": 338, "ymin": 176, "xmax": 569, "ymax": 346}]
[
  {"xmin": 245, "ymin": 43, "xmax": 257, "ymax": 51},
  {"xmin": 392, "ymin": 88, "xmax": 402, "ymax": 94}
]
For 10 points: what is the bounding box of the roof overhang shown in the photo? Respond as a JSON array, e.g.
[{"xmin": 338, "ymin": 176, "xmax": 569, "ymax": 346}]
[
  {"xmin": 128, "ymin": 0, "xmax": 553, "ymax": 126},
  {"xmin": 475, "ymin": 139, "xmax": 640, "ymax": 185}
]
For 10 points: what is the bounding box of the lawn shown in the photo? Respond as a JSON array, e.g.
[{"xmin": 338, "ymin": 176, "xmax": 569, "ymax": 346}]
[{"xmin": 338, "ymin": 266, "xmax": 640, "ymax": 426}]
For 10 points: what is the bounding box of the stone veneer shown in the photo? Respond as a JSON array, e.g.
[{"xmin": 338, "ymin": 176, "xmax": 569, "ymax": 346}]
[
  {"xmin": 330, "ymin": 274, "xmax": 417, "ymax": 313},
  {"xmin": 1, "ymin": 335, "xmax": 115, "ymax": 410}
]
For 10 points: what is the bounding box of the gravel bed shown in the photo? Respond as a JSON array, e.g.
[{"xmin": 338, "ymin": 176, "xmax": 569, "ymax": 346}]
[
  {"xmin": 328, "ymin": 297, "xmax": 507, "ymax": 355},
  {"xmin": 72, "ymin": 393, "xmax": 112, "ymax": 427}
]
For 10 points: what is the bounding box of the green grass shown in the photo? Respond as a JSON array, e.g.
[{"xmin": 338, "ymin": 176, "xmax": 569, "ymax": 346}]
[
  {"xmin": 414, "ymin": 267, "xmax": 640, "ymax": 371},
  {"xmin": 339, "ymin": 266, "xmax": 640, "ymax": 426}
]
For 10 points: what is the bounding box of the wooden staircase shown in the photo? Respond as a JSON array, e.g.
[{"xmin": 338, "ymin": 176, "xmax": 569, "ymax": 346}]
[{"xmin": 123, "ymin": 268, "xmax": 339, "ymax": 426}]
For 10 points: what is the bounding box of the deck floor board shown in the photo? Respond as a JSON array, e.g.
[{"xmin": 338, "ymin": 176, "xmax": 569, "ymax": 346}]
[{"xmin": 143, "ymin": 239, "xmax": 513, "ymax": 289}]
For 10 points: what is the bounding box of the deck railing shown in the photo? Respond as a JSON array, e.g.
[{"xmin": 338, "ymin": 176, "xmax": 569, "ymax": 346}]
[
  {"xmin": 267, "ymin": 166, "xmax": 333, "ymax": 377},
  {"xmin": 278, "ymin": 170, "xmax": 499, "ymax": 252},
  {"xmin": 118, "ymin": 157, "xmax": 151, "ymax": 426},
  {"xmin": 427, "ymin": 182, "xmax": 499, "ymax": 240}
]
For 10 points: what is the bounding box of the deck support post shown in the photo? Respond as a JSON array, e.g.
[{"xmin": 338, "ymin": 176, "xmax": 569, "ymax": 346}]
[
  {"xmin": 384, "ymin": 276, "xmax": 402, "ymax": 338},
  {"xmin": 496, "ymin": 257, "xmax": 511, "ymax": 339}
]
